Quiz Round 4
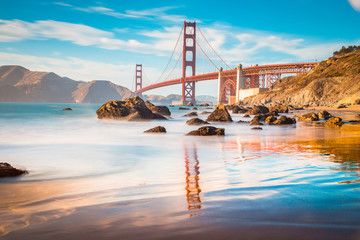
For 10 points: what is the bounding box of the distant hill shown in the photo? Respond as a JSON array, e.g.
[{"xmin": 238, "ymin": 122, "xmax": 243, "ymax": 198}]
[
  {"xmin": 0, "ymin": 65, "xmax": 133, "ymax": 103},
  {"xmin": 243, "ymin": 46, "xmax": 360, "ymax": 106}
]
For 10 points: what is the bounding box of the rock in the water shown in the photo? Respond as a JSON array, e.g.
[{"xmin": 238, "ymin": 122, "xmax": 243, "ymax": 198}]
[
  {"xmin": 187, "ymin": 102, "xmax": 194, "ymax": 106},
  {"xmin": 318, "ymin": 110, "xmax": 332, "ymax": 120},
  {"xmin": 144, "ymin": 126, "xmax": 166, "ymax": 133},
  {"xmin": 355, "ymin": 114, "xmax": 360, "ymax": 119},
  {"xmin": 298, "ymin": 112, "xmax": 319, "ymax": 121},
  {"xmin": 186, "ymin": 126, "xmax": 225, "ymax": 136},
  {"xmin": 265, "ymin": 116, "xmax": 277, "ymax": 125},
  {"xmin": 62, "ymin": 107, "xmax": 72, "ymax": 111},
  {"xmin": 183, "ymin": 112, "xmax": 198, "ymax": 117},
  {"xmin": 237, "ymin": 120, "xmax": 250, "ymax": 124},
  {"xmin": 206, "ymin": 104, "xmax": 232, "ymax": 122},
  {"xmin": 250, "ymin": 116, "xmax": 264, "ymax": 126},
  {"xmin": 269, "ymin": 104, "xmax": 289, "ymax": 113},
  {"xmin": 198, "ymin": 103, "xmax": 210, "ymax": 107},
  {"xmin": 337, "ymin": 104, "xmax": 347, "ymax": 109},
  {"xmin": 249, "ymin": 105, "xmax": 269, "ymax": 115},
  {"xmin": 232, "ymin": 105, "xmax": 247, "ymax": 114},
  {"xmin": 0, "ymin": 162, "xmax": 27, "ymax": 178},
  {"xmin": 272, "ymin": 116, "xmax": 296, "ymax": 125},
  {"xmin": 96, "ymin": 96, "xmax": 167, "ymax": 121},
  {"xmin": 325, "ymin": 117, "xmax": 343, "ymax": 128},
  {"xmin": 251, "ymin": 127, "xmax": 263, "ymax": 130},
  {"xmin": 200, "ymin": 111, "xmax": 212, "ymax": 115},
  {"xmin": 179, "ymin": 107, "xmax": 190, "ymax": 110},
  {"xmin": 186, "ymin": 118, "xmax": 209, "ymax": 125},
  {"xmin": 243, "ymin": 114, "xmax": 251, "ymax": 118},
  {"xmin": 192, "ymin": 107, "xmax": 198, "ymax": 110},
  {"xmin": 145, "ymin": 101, "xmax": 171, "ymax": 116}
]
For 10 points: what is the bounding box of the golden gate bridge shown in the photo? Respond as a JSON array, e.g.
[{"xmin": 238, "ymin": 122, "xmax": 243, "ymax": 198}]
[{"xmin": 134, "ymin": 21, "xmax": 318, "ymax": 105}]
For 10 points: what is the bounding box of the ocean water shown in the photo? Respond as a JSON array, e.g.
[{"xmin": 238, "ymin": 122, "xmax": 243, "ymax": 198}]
[{"xmin": 1, "ymin": 102, "xmax": 360, "ymax": 239}]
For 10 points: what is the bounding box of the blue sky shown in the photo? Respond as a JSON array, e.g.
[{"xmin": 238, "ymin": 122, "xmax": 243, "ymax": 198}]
[{"xmin": 0, "ymin": 0, "xmax": 359, "ymax": 97}]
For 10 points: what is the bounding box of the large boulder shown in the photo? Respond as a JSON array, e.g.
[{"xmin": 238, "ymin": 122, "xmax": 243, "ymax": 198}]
[
  {"xmin": 186, "ymin": 126, "xmax": 225, "ymax": 136},
  {"xmin": 249, "ymin": 106, "xmax": 269, "ymax": 115},
  {"xmin": 298, "ymin": 112, "xmax": 319, "ymax": 121},
  {"xmin": 206, "ymin": 104, "xmax": 233, "ymax": 122},
  {"xmin": 145, "ymin": 101, "xmax": 171, "ymax": 116},
  {"xmin": 186, "ymin": 118, "xmax": 209, "ymax": 125},
  {"xmin": 0, "ymin": 162, "xmax": 27, "ymax": 178},
  {"xmin": 318, "ymin": 110, "xmax": 332, "ymax": 120},
  {"xmin": 325, "ymin": 117, "xmax": 343, "ymax": 128},
  {"xmin": 144, "ymin": 126, "xmax": 166, "ymax": 133},
  {"xmin": 272, "ymin": 116, "xmax": 296, "ymax": 125},
  {"xmin": 96, "ymin": 96, "xmax": 167, "ymax": 121}
]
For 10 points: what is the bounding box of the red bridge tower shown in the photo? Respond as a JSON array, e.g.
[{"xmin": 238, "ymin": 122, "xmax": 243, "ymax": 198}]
[
  {"xmin": 181, "ymin": 21, "xmax": 196, "ymax": 105},
  {"xmin": 135, "ymin": 64, "xmax": 142, "ymax": 97}
]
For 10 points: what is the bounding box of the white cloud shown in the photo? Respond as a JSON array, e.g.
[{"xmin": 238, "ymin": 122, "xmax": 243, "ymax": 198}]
[
  {"xmin": 55, "ymin": 3, "xmax": 187, "ymax": 23},
  {"xmin": 0, "ymin": 19, "xmax": 176, "ymax": 55},
  {"xmin": 348, "ymin": 0, "xmax": 360, "ymax": 11}
]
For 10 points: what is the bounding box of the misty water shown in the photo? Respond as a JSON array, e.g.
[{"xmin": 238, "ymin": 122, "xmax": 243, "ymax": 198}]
[{"xmin": 1, "ymin": 103, "xmax": 360, "ymax": 239}]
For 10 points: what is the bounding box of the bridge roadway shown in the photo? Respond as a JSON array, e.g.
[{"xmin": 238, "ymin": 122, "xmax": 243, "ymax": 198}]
[{"xmin": 136, "ymin": 62, "xmax": 318, "ymax": 94}]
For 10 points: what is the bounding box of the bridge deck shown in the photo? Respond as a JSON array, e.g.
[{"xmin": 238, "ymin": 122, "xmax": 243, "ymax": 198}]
[{"xmin": 136, "ymin": 62, "xmax": 318, "ymax": 93}]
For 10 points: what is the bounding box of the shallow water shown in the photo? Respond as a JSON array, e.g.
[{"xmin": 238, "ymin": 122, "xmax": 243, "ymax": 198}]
[{"xmin": 1, "ymin": 103, "xmax": 360, "ymax": 239}]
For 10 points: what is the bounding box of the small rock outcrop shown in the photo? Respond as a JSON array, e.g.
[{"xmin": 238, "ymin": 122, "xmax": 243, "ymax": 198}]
[
  {"xmin": 179, "ymin": 107, "xmax": 190, "ymax": 110},
  {"xmin": 186, "ymin": 118, "xmax": 209, "ymax": 125},
  {"xmin": 96, "ymin": 96, "xmax": 167, "ymax": 121},
  {"xmin": 186, "ymin": 126, "xmax": 225, "ymax": 136},
  {"xmin": 144, "ymin": 126, "xmax": 167, "ymax": 133},
  {"xmin": 249, "ymin": 106, "xmax": 269, "ymax": 115},
  {"xmin": 298, "ymin": 112, "xmax": 319, "ymax": 121},
  {"xmin": 325, "ymin": 117, "xmax": 344, "ymax": 128},
  {"xmin": 200, "ymin": 111, "xmax": 211, "ymax": 115},
  {"xmin": 232, "ymin": 106, "xmax": 247, "ymax": 114},
  {"xmin": 62, "ymin": 107, "xmax": 72, "ymax": 111},
  {"xmin": 337, "ymin": 104, "xmax": 347, "ymax": 109},
  {"xmin": 318, "ymin": 110, "xmax": 332, "ymax": 120},
  {"xmin": 243, "ymin": 114, "xmax": 251, "ymax": 118},
  {"xmin": 206, "ymin": 104, "xmax": 233, "ymax": 122},
  {"xmin": 145, "ymin": 101, "xmax": 171, "ymax": 116},
  {"xmin": 237, "ymin": 120, "xmax": 250, "ymax": 124},
  {"xmin": 355, "ymin": 114, "xmax": 360, "ymax": 119},
  {"xmin": 269, "ymin": 104, "xmax": 289, "ymax": 113},
  {"xmin": 0, "ymin": 163, "xmax": 27, "ymax": 178},
  {"xmin": 184, "ymin": 112, "xmax": 198, "ymax": 117},
  {"xmin": 264, "ymin": 116, "xmax": 277, "ymax": 125},
  {"xmin": 272, "ymin": 116, "xmax": 296, "ymax": 125},
  {"xmin": 250, "ymin": 117, "xmax": 264, "ymax": 126},
  {"xmin": 192, "ymin": 107, "xmax": 198, "ymax": 110},
  {"xmin": 251, "ymin": 127, "xmax": 263, "ymax": 130}
]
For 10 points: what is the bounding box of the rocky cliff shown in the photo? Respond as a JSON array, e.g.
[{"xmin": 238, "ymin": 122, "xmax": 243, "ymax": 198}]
[
  {"xmin": 0, "ymin": 65, "xmax": 133, "ymax": 103},
  {"xmin": 243, "ymin": 47, "xmax": 360, "ymax": 106}
]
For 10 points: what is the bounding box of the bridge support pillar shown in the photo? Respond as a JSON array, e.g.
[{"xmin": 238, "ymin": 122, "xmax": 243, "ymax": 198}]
[
  {"xmin": 182, "ymin": 81, "xmax": 196, "ymax": 105},
  {"xmin": 217, "ymin": 67, "xmax": 224, "ymax": 105},
  {"xmin": 236, "ymin": 64, "xmax": 245, "ymax": 103}
]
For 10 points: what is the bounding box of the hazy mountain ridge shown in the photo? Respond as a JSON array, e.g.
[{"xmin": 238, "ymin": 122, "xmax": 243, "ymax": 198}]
[{"xmin": 0, "ymin": 65, "xmax": 133, "ymax": 103}]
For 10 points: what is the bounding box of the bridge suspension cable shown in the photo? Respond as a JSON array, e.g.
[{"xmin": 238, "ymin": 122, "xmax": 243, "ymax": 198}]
[
  {"xmin": 197, "ymin": 25, "xmax": 232, "ymax": 70},
  {"xmin": 154, "ymin": 25, "xmax": 184, "ymax": 84}
]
